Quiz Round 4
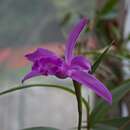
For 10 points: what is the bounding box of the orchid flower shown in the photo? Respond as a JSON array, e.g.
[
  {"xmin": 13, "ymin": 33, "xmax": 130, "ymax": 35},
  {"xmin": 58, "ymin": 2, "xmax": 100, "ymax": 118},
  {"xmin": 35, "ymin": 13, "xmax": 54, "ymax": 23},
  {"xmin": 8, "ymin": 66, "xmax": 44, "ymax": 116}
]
[{"xmin": 22, "ymin": 18, "xmax": 112, "ymax": 104}]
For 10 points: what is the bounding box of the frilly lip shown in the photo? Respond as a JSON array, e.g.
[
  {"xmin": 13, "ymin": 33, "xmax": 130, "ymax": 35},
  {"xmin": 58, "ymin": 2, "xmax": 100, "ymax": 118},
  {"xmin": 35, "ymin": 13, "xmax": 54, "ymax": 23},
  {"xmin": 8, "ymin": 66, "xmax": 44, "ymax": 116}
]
[{"xmin": 25, "ymin": 48, "xmax": 59, "ymax": 62}]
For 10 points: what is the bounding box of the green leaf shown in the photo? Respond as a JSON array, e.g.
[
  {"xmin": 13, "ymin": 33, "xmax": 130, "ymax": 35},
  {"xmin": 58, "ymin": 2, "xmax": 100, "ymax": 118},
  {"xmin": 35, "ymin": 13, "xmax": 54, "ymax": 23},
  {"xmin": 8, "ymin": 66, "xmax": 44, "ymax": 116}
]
[
  {"xmin": 93, "ymin": 124, "xmax": 117, "ymax": 130},
  {"xmin": 90, "ymin": 79, "xmax": 130, "ymax": 127},
  {"xmin": 91, "ymin": 43, "xmax": 113, "ymax": 74},
  {"xmin": 60, "ymin": 12, "xmax": 71, "ymax": 26},
  {"xmin": 99, "ymin": 11, "xmax": 117, "ymax": 20},
  {"xmin": 111, "ymin": 25, "xmax": 121, "ymax": 40},
  {"xmin": 81, "ymin": 124, "xmax": 117, "ymax": 130},
  {"xmin": 0, "ymin": 83, "xmax": 89, "ymax": 113},
  {"xmin": 101, "ymin": 116, "xmax": 130, "ymax": 128},
  {"xmin": 99, "ymin": 0, "xmax": 118, "ymax": 16},
  {"xmin": 21, "ymin": 127, "xmax": 59, "ymax": 130},
  {"xmin": 0, "ymin": 84, "xmax": 73, "ymax": 96},
  {"xmin": 83, "ymin": 49, "xmax": 130, "ymax": 60},
  {"xmin": 0, "ymin": 84, "xmax": 89, "ymax": 130}
]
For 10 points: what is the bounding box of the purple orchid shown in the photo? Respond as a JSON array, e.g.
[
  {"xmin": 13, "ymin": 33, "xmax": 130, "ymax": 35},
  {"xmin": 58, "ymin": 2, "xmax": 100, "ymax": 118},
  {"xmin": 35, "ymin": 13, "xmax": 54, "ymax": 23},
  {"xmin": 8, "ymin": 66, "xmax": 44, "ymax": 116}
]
[{"xmin": 22, "ymin": 18, "xmax": 112, "ymax": 104}]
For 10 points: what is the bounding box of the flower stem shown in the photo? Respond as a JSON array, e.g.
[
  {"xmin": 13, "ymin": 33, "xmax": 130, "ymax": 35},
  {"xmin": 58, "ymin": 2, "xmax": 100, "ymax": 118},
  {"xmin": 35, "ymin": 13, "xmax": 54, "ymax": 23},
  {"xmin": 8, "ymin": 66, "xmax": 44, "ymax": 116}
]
[
  {"xmin": 73, "ymin": 80, "xmax": 82, "ymax": 130},
  {"xmin": 86, "ymin": 97, "xmax": 90, "ymax": 130}
]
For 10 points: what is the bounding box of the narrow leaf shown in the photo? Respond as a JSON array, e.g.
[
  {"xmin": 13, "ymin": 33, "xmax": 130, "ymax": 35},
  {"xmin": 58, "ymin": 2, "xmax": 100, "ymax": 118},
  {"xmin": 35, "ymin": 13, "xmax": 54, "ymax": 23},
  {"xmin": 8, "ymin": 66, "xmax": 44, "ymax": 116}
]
[
  {"xmin": 0, "ymin": 84, "xmax": 73, "ymax": 96},
  {"xmin": 90, "ymin": 79, "xmax": 130, "ymax": 127},
  {"xmin": 91, "ymin": 42, "xmax": 113, "ymax": 74},
  {"xmin": 60, "ymin": 12, "xmax": 71, "ymax": 26},
  {"xmin": 99, "ymin": 0, "xmax": 118, "ymax": 16},
  {"xmin": 0, "ymin": 83, "xmax": 89, "ymax": 113},
  {"xmin": 101, "ymin": 116, "xmax": 130, "ymax": 128},
  {"xmin": 21, "ymin": 127, "xmax": 59, "ymax": 130},
  {"xmin": 93, "ymin": 124, "xmax": 117, "ymax": 130},
  {"xmin": 80, "ymin": 124, "xmax": 117, "ymax": 130}
]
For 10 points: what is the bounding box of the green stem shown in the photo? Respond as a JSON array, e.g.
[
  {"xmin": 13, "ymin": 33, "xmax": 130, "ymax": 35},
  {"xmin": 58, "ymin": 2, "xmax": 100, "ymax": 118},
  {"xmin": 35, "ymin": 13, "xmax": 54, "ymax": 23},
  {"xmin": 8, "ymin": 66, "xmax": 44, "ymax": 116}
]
[
  {"xmin": 86, "ymin": 97, "xmax": 90, "ymax": 130},
  {"xmin": 73, "ymin": 80, "xmax": 82, "ymax": 130}
]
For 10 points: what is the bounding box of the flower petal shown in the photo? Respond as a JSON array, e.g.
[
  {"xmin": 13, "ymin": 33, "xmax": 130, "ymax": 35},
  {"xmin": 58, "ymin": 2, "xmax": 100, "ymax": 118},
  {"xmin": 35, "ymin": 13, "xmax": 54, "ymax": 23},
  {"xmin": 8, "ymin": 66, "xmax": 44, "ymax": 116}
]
[
  {"xmin": 71, "ymin": 55, "xmax": 91, "ymax": 71},
  {"xmin": 38, "ymin": 57, "xmax": 63, "ymax": 75},
  {"xmin": 25, "ymin": 48, "xmax": 57, "ymax": 62},
  {"xmin": 22, "ymin": 71, "xmax": 41, "ymax": 83},
  {"xmin": 70, "ymin": 70, "xmax": 112, "ymax": 104},
  {"xmin": 65, "ymin": 18, "xmax": 89, "ymax": 64}
]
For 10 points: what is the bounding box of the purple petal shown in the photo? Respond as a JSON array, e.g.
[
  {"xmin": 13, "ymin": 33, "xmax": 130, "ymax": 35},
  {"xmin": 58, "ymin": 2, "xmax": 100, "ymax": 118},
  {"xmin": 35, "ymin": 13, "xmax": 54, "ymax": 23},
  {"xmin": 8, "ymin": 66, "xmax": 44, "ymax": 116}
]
[
  {"xmin": 71, "ymin": 55, "xmax": 91, "ymax": 71},
  {"xmin": 65, "ymin": 18, "xmax": 89, "ymax": 64},
  {"xmin": 70, "ymin": 70, "xmax": 112, "ymax": 104},
  {"xmin": 22, "ymin": 71, "xmax": 41, "ymax": 83},
  {"xmin": 38, "ymin": 56, "xmax": 63, "ymax": 75},
  {"xmin": 25, "ymin": 48, "xmax": 57, "ymax": 62}
]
